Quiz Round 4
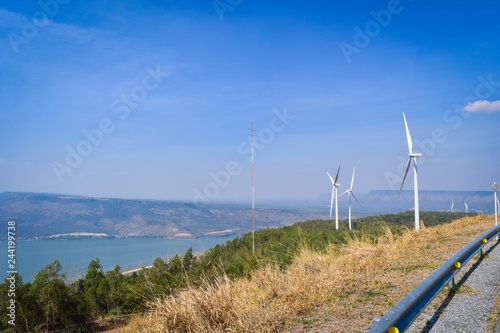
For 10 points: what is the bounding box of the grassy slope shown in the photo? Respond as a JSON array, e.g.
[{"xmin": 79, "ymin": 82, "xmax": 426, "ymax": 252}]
[{"xmin": 120, "ymin": 214, "xmax": 495, "ymax": 333}]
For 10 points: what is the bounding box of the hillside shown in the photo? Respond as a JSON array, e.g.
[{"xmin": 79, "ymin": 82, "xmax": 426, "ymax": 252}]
[
  {"xmin": 0, "ymin": 210, "xmax": 485, "ymax": 332},
  {"xmin": 0, "ymin": 192, "xmax": 324, "ymax": 238},
  {"xmin": 121, "ymin": 214, "xmax": 497, "ymax": 333}
]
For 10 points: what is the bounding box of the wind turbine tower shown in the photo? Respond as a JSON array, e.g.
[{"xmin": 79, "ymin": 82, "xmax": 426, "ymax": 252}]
[
  {"xmin": 450, "ymin": 198, "xmax": 454, "ymax": 212},
  {"xmin": 340, "ymin": 167, "xmax": 362, "ymax": 230},
  {"xmin": 464, "ymin": 201, "xmax": 469, "ymax": 213},
  {"xmin": 399, "ymin": 113, "xmax": 423, "ymax": 231},
  {"xmin": 497, "ymin": 197, "xmax": 500, "ymax": 214},
  {"xmin": 327, "ymin": 166, "xmax": 341, "ymax": 230},
  {"xmin": 494, "ymin": 182, "xmax": 499, "ymax": 226},
  {"xmin": 497, "ymin": 198, "xmax": 500, "ymax": 223}
]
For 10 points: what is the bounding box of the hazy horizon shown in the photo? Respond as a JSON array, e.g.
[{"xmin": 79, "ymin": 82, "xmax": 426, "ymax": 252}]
[{"xmin": 1, "ymin": 189, "xmax": 495, "ymax": 207}]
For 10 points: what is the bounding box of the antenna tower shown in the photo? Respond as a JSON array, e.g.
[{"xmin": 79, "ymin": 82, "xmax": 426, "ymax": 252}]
[{"xmin": 251, "ymin": 121, "xmax": 255, "ymax": 253}]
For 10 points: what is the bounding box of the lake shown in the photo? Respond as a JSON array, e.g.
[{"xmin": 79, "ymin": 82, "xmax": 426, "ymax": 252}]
[{"xmin": 0, "ymin": 235, "xmax": 237, "ymax": 282}]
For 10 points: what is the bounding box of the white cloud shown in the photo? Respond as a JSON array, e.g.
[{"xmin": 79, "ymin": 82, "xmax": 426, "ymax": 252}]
[
  {"xmin": 0, "ymin": 8, "xmax": 97, "ymax": 42},
  {"xmin": 463, "ymin": 100, "xmax": 500, "ymax": 113},
  {"xmin": 0, "ymin": 9, "xmax": 24, "ymax": 29}
]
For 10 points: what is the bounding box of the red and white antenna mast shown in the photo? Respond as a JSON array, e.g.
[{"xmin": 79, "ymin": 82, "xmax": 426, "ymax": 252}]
[{"xmin": 251, "ymin": 121, "xmax": 255, "ymax": 253}]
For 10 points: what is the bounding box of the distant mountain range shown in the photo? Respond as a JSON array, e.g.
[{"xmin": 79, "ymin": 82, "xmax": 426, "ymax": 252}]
[
  {"xmin": 359, "ymin": 190, "xmax": 494, "ymax": 214},
  {"xmin": 0, "ymin": 190, "xmax": 496, "ymax": 239},
  {"xmin": 0, "ymin": 192, "xmax": 324, "ymax": 239}
]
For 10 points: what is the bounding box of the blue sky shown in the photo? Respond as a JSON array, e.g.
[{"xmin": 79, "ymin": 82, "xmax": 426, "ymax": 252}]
[{"xmin": 1, "ymin": 0, "xmax": 499, "ymax": 203}]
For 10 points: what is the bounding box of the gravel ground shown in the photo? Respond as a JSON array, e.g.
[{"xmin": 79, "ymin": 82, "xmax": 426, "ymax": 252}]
[{"xmin": 407, "ymin": 240, "xmax": 500, "ymax": 333}]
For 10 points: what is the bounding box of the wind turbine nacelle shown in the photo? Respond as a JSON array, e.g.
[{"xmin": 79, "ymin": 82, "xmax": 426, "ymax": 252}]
[{"xmin": 410, "ymin": 153, "xmax": 422, "ymax": 158}]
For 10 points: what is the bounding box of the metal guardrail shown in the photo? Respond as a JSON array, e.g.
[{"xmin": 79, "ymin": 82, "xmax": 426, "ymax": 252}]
[{"xmin": 368, "ymin": 224, "xmax": 500, "ymax": 333}]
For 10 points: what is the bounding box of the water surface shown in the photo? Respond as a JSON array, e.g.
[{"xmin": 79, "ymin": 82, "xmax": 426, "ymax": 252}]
[{"xmin": 0, "ymin": 235, "xmax": 237, "ymax": 282}]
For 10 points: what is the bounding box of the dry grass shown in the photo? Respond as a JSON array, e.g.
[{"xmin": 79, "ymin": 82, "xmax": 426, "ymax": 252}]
[
  {"xmin": 118, "ymin": 215, "xmax": 495, "ymax": 333},
  {"xmin": 488, "ymin": 284, "xmax": 500, "ymax": 333}
]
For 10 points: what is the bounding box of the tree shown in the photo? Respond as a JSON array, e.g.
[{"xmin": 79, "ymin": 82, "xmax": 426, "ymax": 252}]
[
  {"xmin": 182, "ymin": 247, "xmax": 195, "ymax": 271},
  {"xmin": 29, "ymin": 260, "xmax": 75, "ymax": 330},
  {"xmin": 167, "ymin": 254, "xmax": 184, "ymax": 289},
  {"xmin": 144, "ymin": 257, "xmax": 170, "ymax": 298},
  {"xmin": 83, "ymin": 258, "xmax": 109, "ymax": 316},
  {"xmin": 105, "ymin": 265, "xmax": 126, "ymax": 315},
  {"xmin": 121, "ymin": 272, "xmax": 147, "ymax": 314}
]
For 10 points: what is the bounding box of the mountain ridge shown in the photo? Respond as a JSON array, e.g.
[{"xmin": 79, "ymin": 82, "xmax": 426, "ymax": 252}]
[{"xmin": 0, "ymin": 192, "xmax": 325, "ymax": 239}]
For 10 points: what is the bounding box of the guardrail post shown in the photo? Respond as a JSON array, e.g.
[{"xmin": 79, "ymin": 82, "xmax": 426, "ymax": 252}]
[
  {"xmin": 448, "ymin": 261, "xmax": 461, "ymax": 289},
  {"xmin": 480, "ymin": 238, "xmax": 488, "ymax": 257},
  {"xmin": 448, "ymin": 277, "xmax": 455, "ymax": 289}
]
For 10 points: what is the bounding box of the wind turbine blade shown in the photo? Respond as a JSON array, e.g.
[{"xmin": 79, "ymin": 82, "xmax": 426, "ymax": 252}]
[
  {"xmin": 399, "ymin": 157, "xmax": 412, "ymax": 197},
  {"xmin": 403, "ymin": 113, "xmax": 413, "ymax": 154},
  {"xmin": 334, "ymin": 165, "xmax": 341, "ymax": 184},
  {"xmin": 352, "ymin": 192, "xmax": 363, "ymax": 208},
  {"xmin": 339, "ymin": 190, "xmax": 349, "ymax": 197},
  {"xmin": 326, "ymin": 171, "xmax": 334, "ymax": 185},
  {"xmin": 350, "ymin": 167, "xmax": 355, "ymax": 190}
]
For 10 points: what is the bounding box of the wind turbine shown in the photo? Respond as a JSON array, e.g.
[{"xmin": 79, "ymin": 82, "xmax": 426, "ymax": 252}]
[
  {"xmin": 399, "ymin": 113, "xmax": 422, "ymax": 231},
  {"xmin": 340, "ymin": 167, "xmax": 362, "ymax": 230},
  {"xmin": 464, "ymin": 201, "xmax": 469, "ymax": 213},
  {"xmin": 450, "ymin": 198, "xmax": 454, "ymax": 212},
  {"xmin": 327, "ymin": 166, "xmax": 341, "ymax": 230}
]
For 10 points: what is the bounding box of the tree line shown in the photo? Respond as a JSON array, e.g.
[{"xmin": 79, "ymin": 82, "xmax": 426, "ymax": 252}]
[{"xmin": 0, "ymin": 250, "xmax": 200, "ymax": 332}]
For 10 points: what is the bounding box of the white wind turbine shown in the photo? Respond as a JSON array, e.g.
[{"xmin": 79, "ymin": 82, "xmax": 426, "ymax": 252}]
[
  {"xmin": 327, "ymin": 166, "xmax": 341, "ymax": 230},
  {"xmin": 340, "ymin": 167, "xmax": 362, "ymax": 230},
  {"xmin": 450, "ymin": 198, "xmax": 454, "ymax": 212},
  {"xmin": 464, "ymin": 201, "xmax": 469, "ymax": 213},
  {"xmin": 399, "ymin": 113, "xmax": 422, "ymax": 231}
]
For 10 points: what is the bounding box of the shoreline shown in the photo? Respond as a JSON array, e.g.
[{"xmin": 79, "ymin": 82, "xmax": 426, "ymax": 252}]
[
  {"xmin": 120, "ymin": 248, "xmax": 210, "ymax": 276},
  {"xmin": 0, "ymin": 230, "xmax": 240, "ymax": 241}
]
